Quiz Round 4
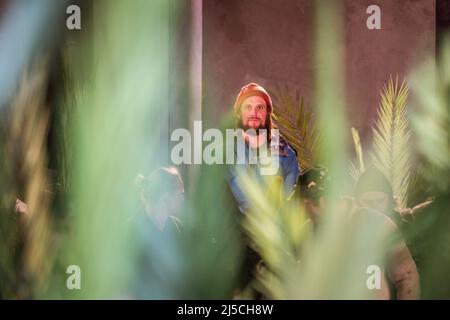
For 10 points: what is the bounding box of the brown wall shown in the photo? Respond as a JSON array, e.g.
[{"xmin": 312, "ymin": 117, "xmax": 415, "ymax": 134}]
[
  {"xmin": 343, "ymin": 0, "xmax": 435, "ymax": 139},
  {"xmin": 202, "ymin": 0, "xmax": 435, "ymax": 141}
]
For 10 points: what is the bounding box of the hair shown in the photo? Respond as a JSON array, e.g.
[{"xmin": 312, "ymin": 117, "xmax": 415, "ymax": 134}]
[
  {"xmin": 136, "ymin": 167, "xmax": 183, "ymax": 204},
  {"xmin": 289, "ymin": 165, "xmax": 329, "ymax": 203},
  {"xmin": 355, "ymin": 166, "xmax": 393, "ymax": 198},
  {"xmin": 354, "ymin": 166, "xmax": 395, "ymax": 209}
]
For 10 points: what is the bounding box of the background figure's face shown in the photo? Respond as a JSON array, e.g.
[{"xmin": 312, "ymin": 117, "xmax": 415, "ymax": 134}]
[
  {"xmin": 358, "ymin": 191, "xmax": 390, "ymax": 213},
  {"xmin": 163, "ymin": 176, "xmax": 185, "ymax": 216},
  {"xmin": 240, "ymin": 96, "xmax": 268, "ymax": 130}
]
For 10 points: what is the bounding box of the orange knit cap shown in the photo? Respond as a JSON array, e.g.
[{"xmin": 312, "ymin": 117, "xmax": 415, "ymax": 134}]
[{"xmin": 233, "ymin": 82, "xmax": 273, "ymax": 115}]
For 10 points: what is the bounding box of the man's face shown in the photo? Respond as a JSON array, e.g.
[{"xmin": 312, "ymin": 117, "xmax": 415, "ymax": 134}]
[
  {"xmin": 358, "ymin": 191, "xmax": 390, "ymax": 213},
  {"xmin": 164, "ymin": 177, "xmax": 185, "ymax": 216},
  {"xmin": 240, "ymin": 96, "xmax": 268, "ymax": 130}
]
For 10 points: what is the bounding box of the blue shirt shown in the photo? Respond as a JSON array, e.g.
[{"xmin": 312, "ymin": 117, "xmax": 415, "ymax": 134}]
[{"xmin": 227, "ymin": 133, "xmax": 300, "ymax": 213}]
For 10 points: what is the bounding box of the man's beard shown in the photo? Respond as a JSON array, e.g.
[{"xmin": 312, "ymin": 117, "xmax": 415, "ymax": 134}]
[{"xmin": 240, "ymin": 121, "xmax": 268, "ymax": 135}]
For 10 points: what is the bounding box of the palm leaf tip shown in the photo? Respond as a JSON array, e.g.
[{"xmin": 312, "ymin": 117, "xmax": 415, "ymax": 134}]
[{"xmin": 351, "ymin": 127, "xmax": 365, "ymax": 172}]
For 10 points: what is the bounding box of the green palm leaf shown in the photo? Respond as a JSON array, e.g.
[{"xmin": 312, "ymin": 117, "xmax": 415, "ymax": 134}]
[
  {"xmin": 270, "ymin": 85, "xmax": 320, "ymax": 171},
  {"xmin": 349, "ymin": 127, "xmax": 365, "ymax": 181},
  {"xmin": 410, "ymin": 37, "xmax": 450, "ymax": 191},
  {"xmin": 239, "ymin": 173, "xmax": 311, "ymax": 299},
  {"xmin": 371, "ymin": 75, "xmax": 411, "ymax": 207}
]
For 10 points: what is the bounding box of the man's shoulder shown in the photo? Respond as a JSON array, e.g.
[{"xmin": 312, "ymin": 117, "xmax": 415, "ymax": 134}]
[{"xmin": 272, "ymin": 133, "xmax": 297, "ymax": 158}]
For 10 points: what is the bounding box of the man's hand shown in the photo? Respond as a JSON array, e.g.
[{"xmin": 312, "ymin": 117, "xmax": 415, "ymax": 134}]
[
  {"xmin": 15, "ymin": 198, "xmax": 28, "ymax": 214},
  {"xmin": 394, "ymin": 196, "xmax": 433, "ymax": 223}
]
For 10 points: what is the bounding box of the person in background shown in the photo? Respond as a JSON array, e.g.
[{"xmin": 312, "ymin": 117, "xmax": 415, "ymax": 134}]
[
  {"xmin": 354, "ymin": 166, "xmax": 400, "ymax": 224},
  {"xmin": 131, "ymin": 166, "xmax": 185, "ymax": 298},
  {"xmin": 290, "ymin": 166, "xmax": 420, "ymax": 299},
  {"xmin": 135, "ymin": 166, "xmax": 184, "ymax": 232},
  {"xmin": 228, "ymin": 82, "xmax": 300, "ymax": 214},
  {"xmin": 227, "ymin": 83, "xmax": 300, "ymax": 299},
  {"xmin": 355, "ymin": 166, "xmax": 432, "ymax": 225}
]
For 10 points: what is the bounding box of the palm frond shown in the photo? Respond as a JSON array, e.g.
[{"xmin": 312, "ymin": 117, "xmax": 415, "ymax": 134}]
[
  {"xmin": 348, "ymin": 160, "xmax": 361, "ymax": 182},
  {"xmin": 270, "ymin": 85, "xmax": 320, "ymax": 171},
  {"xmin": 239, "ymin": 172, "xmax": 311, "ymax": 299},
  {"xmin": 349, "ymin": 127, "xmax": 365, "ymax": 181},
  {"xmin": 352, "ymin": 127, "xmax": 365, "ymax": 172},
  {"xmin": 7, "ymin": 58, "xmax": 54, "ymax": 296},
  {"xmin": 54, "ymin": 44, "xmax": 76, "ymax": 193},
  {"xmin": 371, "ymin": 75, "xmax": 412, "ymax": 207},
  {"xmin": 410, "ymin": 37, "xmax": 450, "ymax": 192}
]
